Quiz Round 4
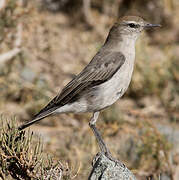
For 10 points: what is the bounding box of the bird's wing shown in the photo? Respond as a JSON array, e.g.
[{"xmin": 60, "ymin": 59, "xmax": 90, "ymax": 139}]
[
  {"xmin": 38, "ymin": 51, "xmax": 125, "ymax": 113},
  {"xmin": 18, "ymin": 51, "xmax": 125, "ymax": 130}
]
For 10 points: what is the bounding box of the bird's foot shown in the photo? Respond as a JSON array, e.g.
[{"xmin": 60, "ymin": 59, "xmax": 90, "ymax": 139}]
[{"xmin": 103, "ymin": 150, "xmax": 125, "ymax": 166}]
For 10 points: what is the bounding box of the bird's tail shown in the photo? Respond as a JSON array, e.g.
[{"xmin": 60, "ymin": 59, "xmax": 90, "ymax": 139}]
[{"xmin": 18, "ymin": 113, "xmax": 51, "ymax": 131}]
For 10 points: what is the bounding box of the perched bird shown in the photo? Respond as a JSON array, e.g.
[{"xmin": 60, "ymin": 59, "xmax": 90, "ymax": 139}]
[{"xmin": 18, "ymin": 16, "xmax": 160, "ymax": 156}]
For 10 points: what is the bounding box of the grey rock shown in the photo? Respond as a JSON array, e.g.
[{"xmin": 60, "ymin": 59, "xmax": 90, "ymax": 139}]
[{"xmin": 89, "ymin": 152, "xmax": 137, "ymax": 180}]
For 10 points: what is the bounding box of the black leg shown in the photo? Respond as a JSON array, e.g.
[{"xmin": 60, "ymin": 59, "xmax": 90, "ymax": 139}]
[{"xmin": 89, "ymin": 112, "xmax": 111, "ymax": 155}]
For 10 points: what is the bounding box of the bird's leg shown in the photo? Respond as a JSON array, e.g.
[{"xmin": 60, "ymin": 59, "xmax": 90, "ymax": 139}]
[
  {"xmin": 89, "ymin": 112, "xmax": 111, "ymax": 156},
  {"xmin": 89, "ymin": 112, "xmax": 123, "ymax": 165}
]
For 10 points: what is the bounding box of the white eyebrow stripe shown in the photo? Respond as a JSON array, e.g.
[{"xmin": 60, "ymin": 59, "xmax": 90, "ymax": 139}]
[
  {"xmin": 120, "ymin": 20, "xmax": 141, "ymax": 27},
  {"xmin": 125, "ymin": 21, "xmax": 138, "ymax": 24}
]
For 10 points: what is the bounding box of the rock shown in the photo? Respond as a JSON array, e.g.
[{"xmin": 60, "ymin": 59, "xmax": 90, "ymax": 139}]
[{"xmin": 89, "ymin": 152, "xmax": 137, "ymax": 180}]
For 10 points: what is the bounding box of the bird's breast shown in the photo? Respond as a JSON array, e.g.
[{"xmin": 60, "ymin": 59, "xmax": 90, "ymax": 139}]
[{"xmin": 85, "ymin": 58, "xmax": 135, "ymax": 111}]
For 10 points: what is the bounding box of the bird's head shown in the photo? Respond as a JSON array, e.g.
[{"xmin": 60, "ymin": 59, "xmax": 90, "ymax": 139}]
[{"xmin": 108, "ymin": 16, "xmax": 161, "ymax": 41}]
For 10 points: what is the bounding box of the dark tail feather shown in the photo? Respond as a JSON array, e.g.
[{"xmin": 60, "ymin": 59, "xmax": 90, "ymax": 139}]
[{"xmin": 18, "ymin": 113, "xmax": 53, "ymax": 131}]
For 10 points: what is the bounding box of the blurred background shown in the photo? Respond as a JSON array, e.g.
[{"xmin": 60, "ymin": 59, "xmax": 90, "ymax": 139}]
[{"xmin": 0, "ymin": 0, "xmax": 178, "ymax": 179}]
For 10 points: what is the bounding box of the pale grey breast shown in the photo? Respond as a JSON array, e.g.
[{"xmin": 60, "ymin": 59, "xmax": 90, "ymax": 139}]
[{"xmin": 87, "ymin": 63, "xmax": 134, "ymax": 111}]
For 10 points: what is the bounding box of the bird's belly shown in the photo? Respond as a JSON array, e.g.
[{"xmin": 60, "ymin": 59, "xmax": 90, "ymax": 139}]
[
  {"xmin": 86, "ymin": 65, "xmax": 134, "ymax": 111},
  {"xmin": 55, "ymin": 60, "xmax": 134, "ymax": 114},
  {"xmin": 93, "ymin": 79, "xmax": 126, "ymax": 110}
]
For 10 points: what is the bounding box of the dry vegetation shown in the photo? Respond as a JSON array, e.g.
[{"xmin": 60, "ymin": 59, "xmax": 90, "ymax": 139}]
[
  {"xmin": 0, "ymin": 0, "xmax": 179, "ymax": 179},
  {"xmin": 0, "ymin": 117, "xmax": 74, "ymax": 179}
]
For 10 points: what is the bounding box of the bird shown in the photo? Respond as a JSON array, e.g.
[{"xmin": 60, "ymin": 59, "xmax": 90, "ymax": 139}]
[{"xmin": 18, "ymin": 16, "xmax": 160, "ymax": 157}]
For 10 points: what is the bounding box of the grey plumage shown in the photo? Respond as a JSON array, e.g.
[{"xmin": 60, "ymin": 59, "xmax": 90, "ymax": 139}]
[{"xmin": 18, "ymin": 15, "xmax": 161, "ymax": 160}]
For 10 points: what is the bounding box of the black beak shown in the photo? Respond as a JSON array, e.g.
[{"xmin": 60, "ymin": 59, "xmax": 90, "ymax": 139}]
[{"xmin": 144, "ymin": 23, "xmax": 161, "ymax": 28}]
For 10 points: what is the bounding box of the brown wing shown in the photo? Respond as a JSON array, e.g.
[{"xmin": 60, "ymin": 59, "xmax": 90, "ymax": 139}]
[
  {"xmin": 18, "ymin": 51, "xmax": 125, "ymax": 130},
  {"xmin": 36, "ymin": 51, "xmax": 125, "ymax": 116}
]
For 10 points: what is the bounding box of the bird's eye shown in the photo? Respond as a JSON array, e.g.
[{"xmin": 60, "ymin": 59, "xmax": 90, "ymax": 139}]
[{"xmin": 128, "ymin": 23, "xmax": 139, "ymax": 28}]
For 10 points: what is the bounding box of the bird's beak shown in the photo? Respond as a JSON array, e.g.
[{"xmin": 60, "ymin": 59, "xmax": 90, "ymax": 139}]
[{"xmin": 144, "ymin": 23, "xmax": 161, "ymax": 28}]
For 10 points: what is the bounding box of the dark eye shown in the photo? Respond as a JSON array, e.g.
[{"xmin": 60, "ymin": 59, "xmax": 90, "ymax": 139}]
[{"xmin": 128, "ymin": 23, "xmax": 139, "ymax": 28}]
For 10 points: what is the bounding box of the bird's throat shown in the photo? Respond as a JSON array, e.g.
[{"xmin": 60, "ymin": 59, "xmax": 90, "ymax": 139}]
[{"xmin": 104, "ymin": 34, "xmax": 136, "ymax": 63}]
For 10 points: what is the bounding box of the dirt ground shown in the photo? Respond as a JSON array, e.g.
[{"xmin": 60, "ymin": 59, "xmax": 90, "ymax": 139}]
[{"xmin": 0, "ymin": 0, "xmax": 179, "ymax": 179}]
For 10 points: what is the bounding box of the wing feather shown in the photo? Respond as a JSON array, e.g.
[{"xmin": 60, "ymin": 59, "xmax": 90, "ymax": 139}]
[{"xmin": 34, "ymin": 51, "xmax": 125, "ymax": 119}]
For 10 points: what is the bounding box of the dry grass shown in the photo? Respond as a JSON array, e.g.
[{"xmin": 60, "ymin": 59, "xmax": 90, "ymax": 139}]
[{"xmin": 0, "ymin": 116, "xmax": 78, "ymax": 179}]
